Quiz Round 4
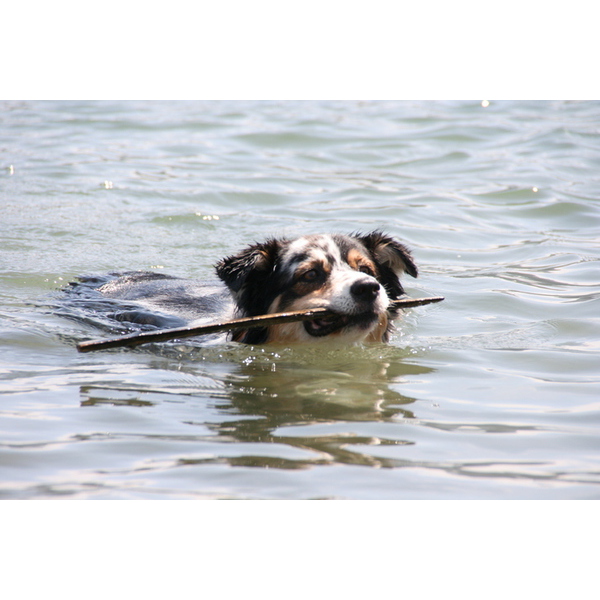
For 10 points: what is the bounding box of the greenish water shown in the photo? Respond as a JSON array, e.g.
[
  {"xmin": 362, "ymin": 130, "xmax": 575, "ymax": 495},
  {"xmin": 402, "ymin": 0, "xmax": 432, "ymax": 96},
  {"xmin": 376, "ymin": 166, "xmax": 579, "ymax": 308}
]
[{"xmin": 1, "ymin": 100, "xmax": 599, "ymax": 499}]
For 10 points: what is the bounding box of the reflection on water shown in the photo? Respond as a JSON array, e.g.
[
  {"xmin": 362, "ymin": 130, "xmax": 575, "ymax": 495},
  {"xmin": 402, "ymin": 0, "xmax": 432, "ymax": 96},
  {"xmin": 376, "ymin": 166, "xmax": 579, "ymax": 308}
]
[
  {"xmin": 77, "ymin": 344, "xmax": 432, "ymax": 471},
  {"xmin": 2, "ymin": 99, "xmax": 600, "ymax": 499}
]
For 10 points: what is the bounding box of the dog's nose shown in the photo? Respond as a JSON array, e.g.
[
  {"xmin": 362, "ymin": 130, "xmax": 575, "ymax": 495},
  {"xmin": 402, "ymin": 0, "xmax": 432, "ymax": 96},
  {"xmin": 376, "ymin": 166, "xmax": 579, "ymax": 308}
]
[{"xmin": 350, "ymin": 279, "xmax": 380, "ymax": 302}]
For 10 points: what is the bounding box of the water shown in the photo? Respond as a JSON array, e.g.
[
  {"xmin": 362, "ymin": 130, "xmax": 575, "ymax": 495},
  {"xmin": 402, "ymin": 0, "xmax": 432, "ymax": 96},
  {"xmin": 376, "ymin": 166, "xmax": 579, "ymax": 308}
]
[{"xmin": 1, "ymin": 100, "xmax": 599, "ymax": 499}]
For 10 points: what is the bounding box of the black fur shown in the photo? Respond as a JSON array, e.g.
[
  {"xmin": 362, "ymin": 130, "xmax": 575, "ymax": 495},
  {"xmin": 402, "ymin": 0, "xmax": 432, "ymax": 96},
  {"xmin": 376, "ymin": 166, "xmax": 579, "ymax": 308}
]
[
  {"xmin": 355, "ymin": 231, "xmax": 417, "ymax": 320},
  {"xmin": 215, "ymin": 232, "xmax": 417, "ymax": 344},
  {"xmin": 215, "ymin": 239, "xmax": 286, "ymax": 343},
  {"xmin": 66, "ymin": 232, "xmax": 418, "ymax": 345}
]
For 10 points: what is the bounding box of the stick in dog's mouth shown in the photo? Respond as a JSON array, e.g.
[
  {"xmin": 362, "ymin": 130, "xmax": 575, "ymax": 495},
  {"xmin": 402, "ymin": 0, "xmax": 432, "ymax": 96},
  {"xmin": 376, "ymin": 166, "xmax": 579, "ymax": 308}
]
[
  {"xmin": 303, "ymin": 312, "xmax": 376, "ymax": 337},
  {"xmin": 76, "ymin": 296, "xmax": 444, "ymax": 353}
]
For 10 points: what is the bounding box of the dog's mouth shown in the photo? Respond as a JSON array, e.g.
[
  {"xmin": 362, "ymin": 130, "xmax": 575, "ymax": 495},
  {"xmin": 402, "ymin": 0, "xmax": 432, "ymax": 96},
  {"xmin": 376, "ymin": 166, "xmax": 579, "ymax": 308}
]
[{"xmin": 303, "ymin": 311, "xmax": 378, "ymax": 337}]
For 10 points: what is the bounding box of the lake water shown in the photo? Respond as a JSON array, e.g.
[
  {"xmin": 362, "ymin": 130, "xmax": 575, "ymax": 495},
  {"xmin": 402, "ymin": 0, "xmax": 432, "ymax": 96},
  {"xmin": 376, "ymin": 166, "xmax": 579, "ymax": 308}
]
[{"xmin": 1, "ymin": 100, "xmax": 599, "ymax": 499}]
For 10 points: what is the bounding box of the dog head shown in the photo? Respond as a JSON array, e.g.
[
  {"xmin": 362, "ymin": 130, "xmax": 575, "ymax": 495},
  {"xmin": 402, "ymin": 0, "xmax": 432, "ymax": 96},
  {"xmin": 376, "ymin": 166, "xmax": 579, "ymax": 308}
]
[{"xmin": 215, "ymin": 231, "xmax": 418, "ymax": 344}]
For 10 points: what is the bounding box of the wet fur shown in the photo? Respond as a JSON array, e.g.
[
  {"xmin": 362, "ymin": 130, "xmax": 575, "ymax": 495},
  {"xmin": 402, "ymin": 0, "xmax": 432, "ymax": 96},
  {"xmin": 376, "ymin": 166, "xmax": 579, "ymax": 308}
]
[{"xmin": 89, "ymin": 231, "xmax": 418, "ymax": 345}]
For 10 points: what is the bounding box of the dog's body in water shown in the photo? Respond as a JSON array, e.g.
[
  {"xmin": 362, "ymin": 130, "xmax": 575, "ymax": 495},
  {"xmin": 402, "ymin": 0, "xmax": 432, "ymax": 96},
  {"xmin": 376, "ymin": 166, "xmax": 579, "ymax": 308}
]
[{"xmin": 70, "ymin": 231, "xmax": 418, "ymax": 345}]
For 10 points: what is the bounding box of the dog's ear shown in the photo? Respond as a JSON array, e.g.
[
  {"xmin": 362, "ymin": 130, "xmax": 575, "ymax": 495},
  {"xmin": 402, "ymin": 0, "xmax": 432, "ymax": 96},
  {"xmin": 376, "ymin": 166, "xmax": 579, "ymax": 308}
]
[
  {"xmin": 215, "ymin": 239, "xmax": 281, "ymax": 295},
  {"xmin": 215, "ymin": 239, "xmax": 284, "ymax": 343},
  {"xmin": 355, "ymin": 231, "xmax": 417, "ymax": 301},
  {"xmin": 355, "ymin": 231, "xmax": 418, "ymax": 279}
]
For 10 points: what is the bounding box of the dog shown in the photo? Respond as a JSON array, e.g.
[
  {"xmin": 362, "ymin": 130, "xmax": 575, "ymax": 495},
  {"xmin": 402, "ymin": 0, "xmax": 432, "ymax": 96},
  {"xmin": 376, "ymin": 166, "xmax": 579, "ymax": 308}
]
[{"xmin": 82, "ymin": 231, "xmax": 418, "ymax": 345}]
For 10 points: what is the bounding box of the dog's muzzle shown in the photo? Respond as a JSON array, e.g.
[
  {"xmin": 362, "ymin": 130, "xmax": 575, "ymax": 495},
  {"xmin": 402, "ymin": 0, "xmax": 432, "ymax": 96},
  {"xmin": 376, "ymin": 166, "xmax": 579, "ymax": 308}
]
[
  {"xmin": 303, "ymin": 276, "xmax": 384, "ymax": 337},
  {"xmin": 303, "ymin": 311, "xmax": 380, "ymax": 337}
]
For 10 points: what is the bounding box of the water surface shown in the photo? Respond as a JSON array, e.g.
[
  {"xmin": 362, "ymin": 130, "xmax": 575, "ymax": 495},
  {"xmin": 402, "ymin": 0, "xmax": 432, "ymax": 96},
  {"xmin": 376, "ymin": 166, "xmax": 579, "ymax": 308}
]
[{"xmin": 1, "ymin": 100, "xmax": 599, "ymax": 499}]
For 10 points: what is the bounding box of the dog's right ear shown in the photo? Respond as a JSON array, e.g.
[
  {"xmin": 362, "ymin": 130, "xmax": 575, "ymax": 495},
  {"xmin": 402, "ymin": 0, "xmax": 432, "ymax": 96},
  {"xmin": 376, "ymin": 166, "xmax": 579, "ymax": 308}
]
[
  {"xmin": 215, "ymin": 239, "xmax": 283, "ymax": 342},
  {"xmin": 215, "ymin": 238, "xmax": 281, "ymax": 297}
]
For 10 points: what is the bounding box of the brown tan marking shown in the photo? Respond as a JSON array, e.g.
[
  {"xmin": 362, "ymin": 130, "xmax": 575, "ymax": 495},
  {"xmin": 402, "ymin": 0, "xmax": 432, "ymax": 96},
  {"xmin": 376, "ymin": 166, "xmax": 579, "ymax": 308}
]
[
  {"xmin": 364, "ymin": 313, "xmax": 389, "ymax": 343},
  {"xmin": 289, "ymin": 259, "xmax": 331, "ymax": 296},
  {"xmin": 347, "ymin": 248, "xmax": 378, "ymax": 277}
]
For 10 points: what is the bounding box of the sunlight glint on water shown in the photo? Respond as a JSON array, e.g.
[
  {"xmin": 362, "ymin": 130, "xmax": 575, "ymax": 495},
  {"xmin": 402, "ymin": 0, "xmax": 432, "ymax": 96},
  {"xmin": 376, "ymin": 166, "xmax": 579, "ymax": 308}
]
[{"xmin": 1, "ymin": 100, "xmax": 599, "ymax": 499}]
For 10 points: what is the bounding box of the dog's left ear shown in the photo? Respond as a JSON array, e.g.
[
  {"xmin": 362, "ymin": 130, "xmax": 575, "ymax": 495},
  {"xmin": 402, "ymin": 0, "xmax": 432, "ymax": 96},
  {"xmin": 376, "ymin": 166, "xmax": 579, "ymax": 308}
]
[{"xmin": 355, "ymin": 231, "xmax": 418, "ymax": 279}]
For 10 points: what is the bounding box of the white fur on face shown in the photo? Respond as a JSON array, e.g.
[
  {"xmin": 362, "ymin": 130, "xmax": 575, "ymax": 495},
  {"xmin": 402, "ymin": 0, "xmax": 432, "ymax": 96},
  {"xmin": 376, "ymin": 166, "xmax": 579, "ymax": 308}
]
[
  {"xmin": 264, "ymin": 235, "xmax": 392, "ymax": 343},
  {"xmin": 280, "ymin": 234, "xmax": 390, "ymax": 313},
  {"xmin": 325, "ymin": 267, "xmax": 390, "ymax": 314}
]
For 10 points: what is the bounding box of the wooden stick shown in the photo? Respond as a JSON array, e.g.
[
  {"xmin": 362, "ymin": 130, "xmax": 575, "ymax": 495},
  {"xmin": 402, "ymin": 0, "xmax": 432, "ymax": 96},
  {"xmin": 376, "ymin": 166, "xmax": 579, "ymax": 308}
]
[
  {"xmin": 391, "ymin": 296, "xmax": 444, "ymax": 310},
  {"xmin": 76, "ymin": 296, "xmax": 444, "ymax": 353}
]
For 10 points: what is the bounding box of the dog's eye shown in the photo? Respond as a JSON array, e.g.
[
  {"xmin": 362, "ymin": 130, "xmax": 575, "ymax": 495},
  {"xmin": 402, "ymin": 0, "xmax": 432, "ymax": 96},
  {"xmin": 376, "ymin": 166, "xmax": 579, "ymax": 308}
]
[
  {"xmin": 358, "ymin": 265, "xmax": 375, "ymax": 276},
  {"xmin": 299, "ymin": 269, "xmax": 319, "ymax": 282}
]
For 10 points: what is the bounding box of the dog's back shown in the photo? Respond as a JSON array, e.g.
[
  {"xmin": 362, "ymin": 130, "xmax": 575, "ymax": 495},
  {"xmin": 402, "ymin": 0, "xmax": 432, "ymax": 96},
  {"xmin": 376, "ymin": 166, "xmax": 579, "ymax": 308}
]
[{"xmin": 65, "ymin": 272, "xmax": 233, "ymax": 331}]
